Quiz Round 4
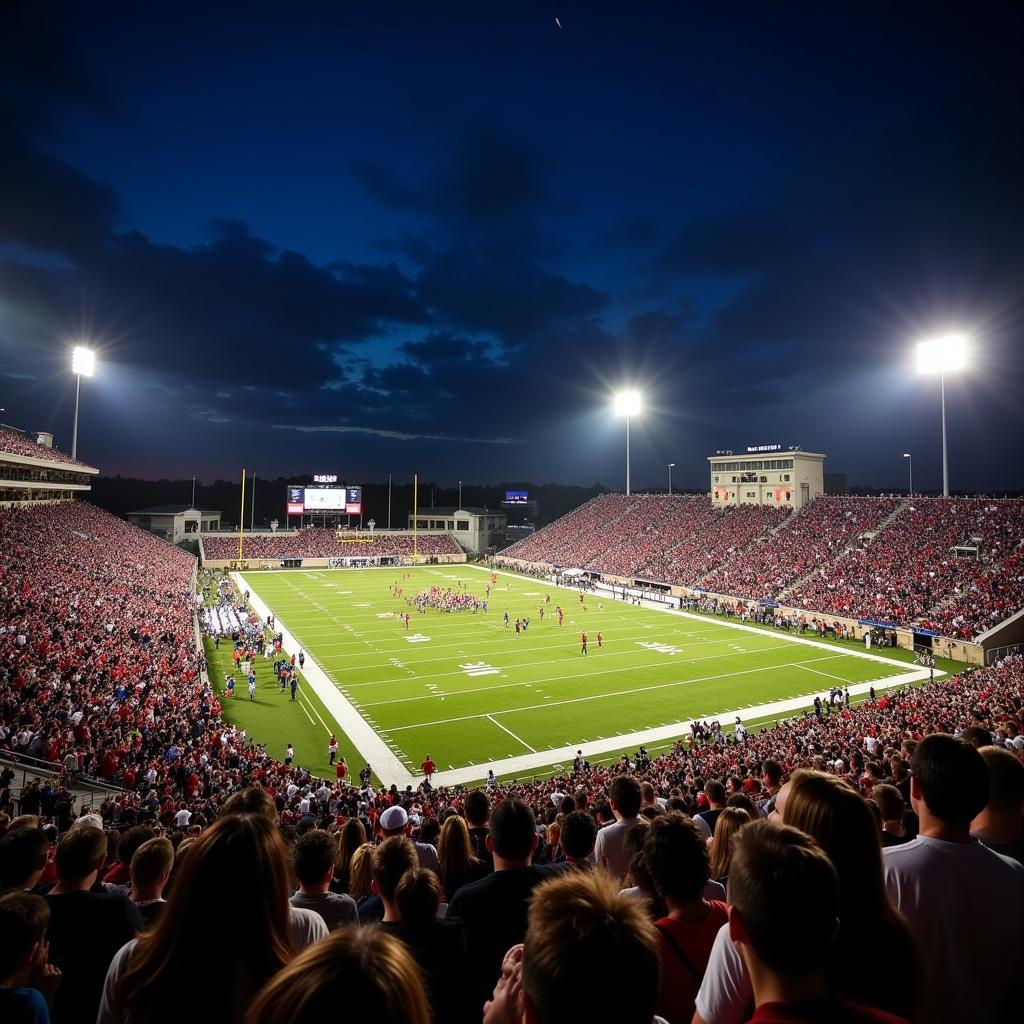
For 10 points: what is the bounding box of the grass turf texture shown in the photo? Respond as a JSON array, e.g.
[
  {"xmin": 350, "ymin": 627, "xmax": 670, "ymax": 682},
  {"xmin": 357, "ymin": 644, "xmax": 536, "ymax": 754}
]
[{"xmin": 212, "ymin": 566, "xmax": 960, "ymax": 782}]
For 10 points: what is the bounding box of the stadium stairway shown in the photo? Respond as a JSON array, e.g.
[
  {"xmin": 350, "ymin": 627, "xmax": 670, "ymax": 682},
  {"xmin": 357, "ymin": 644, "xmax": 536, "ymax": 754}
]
[
  {"xmin": 1, "ymin": 751, "xmax": 122, "ymax": 814},
  {"xmin": 777, "ymin": 499, "xmax": 910, "ymax": 603}
]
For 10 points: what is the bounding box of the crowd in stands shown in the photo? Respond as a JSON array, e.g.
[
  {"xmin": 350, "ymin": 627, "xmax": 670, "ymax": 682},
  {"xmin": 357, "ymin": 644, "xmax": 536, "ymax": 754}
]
[
  {"xmin": 202, "ymin": 529, "xmax": 463, "ymax": 561},
  {"xmin": 3, "ymin": 498, "xmax": 1024, "ymax": 1024},
  {"xmin": 0, "ymin": 429, "xmax": 91, "ymax": 469},
  {"xmin": 504, "ymin": 493, "xmax": 1024, "ymax": 638},
  {"xmin": 700, "ymin": 497, "xmax": 897, "ymax": 602}
]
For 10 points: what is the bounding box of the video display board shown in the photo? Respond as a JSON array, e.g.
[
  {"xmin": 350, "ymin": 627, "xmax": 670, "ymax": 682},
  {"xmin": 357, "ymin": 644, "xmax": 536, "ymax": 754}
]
[
  {"xmin": 286, "ymin": 486, "xmax": 304, "ymax": 515},
  {"xmin": 504, "ymin": 490, "xmax": 529, "ymax": 505},
  {"xmin": 287, "ymin": 484, "xmax": 363, "ymax": 515}
]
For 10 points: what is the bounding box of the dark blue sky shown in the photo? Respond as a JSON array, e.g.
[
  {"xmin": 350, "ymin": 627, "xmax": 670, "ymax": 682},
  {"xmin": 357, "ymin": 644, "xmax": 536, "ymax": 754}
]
[{"xmin": 2, "ymin": 2, "xmax": 1022, "ymax": 491}]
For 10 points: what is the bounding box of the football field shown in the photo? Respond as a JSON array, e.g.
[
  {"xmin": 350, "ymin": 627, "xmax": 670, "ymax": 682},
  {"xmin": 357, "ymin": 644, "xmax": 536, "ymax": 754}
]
[{"xmin": 228, "ymin": 565, "xmax": 935, "ymax": 787}]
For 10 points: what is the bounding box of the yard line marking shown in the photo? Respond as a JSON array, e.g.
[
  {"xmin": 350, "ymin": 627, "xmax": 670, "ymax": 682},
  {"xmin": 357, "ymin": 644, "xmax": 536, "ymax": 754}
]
[
  {"xmin": 487, "ymin": 715, "xmax": 537, "ymax": 752},
  {"xmin": 295, "ymin": 696, "xmax": 316, "ymax": 726},
  {"xmin": 792, "ymin": 662, "xmax": 857, "ymax": 685},
  {"xmin": 385, "ymin": 655, "xmax": 854, "ymax": 733}
]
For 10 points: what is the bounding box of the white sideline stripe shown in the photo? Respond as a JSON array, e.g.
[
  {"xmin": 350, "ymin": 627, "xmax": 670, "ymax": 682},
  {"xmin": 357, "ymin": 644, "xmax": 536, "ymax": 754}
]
[
  {"xmin": 429, "ymin": 666, "xmax": 939, "ymax": 787},
  {"xmin": 295, "ymin": 697, "xmax": 316, "ymax": 726},
  {"xmin": 234, "ymin": 573, "xmax": 414, "ymax": 787},
  {"xmin": 486, "ymin": 715, "xmax": 537, "ymax": 753}
]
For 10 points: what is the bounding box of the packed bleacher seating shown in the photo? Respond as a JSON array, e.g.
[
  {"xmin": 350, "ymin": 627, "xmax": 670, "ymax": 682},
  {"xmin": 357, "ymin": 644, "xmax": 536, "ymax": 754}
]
[
  {"xmin": 502, "ymin": 493, "xmax": 1024, "ymax": 638},
  {"xmin": 3, "ymin": 499, "xmax": 1024, "ymax": 1024},
  {"xmin": 202, "ymin": 528, "xmax": 463, "ymax": 560},
  {"xmin": 0, "ymin": 427, "xmax": 92, "ymax": 468},
  {"xmin": 700, "ymin": 496, "xmax": 898, "ymax": 601},
  {"xmin": 789, "ymin": 498, "xmax": 1024, "ymax": 636}
]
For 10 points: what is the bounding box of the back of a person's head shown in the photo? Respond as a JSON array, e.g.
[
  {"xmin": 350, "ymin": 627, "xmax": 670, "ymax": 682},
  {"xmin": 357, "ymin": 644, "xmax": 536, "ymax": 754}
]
[
  {"xmin": 704, "ymin": 780, "xmax": 726, "ymax": 805},
  {"xmin": 912, "ymin": 733, "xmax": 989, "ymax": 824},
  {"xmin": 561, "ymin": 811, "xmax": 597, "ymax": 860},
  {"xmin": 644, "ymin": 812, "xmax": 709, "ymax": 903},
  {"xmin": 0, "ymin": 891, "xmax": 49, "ymax": 978},
  {"xmin": 489, "ymin": 798, "xmax": 536, "ymax": 861},
  {"xmin": 979, "ymin": 746, "xmax": 1024, "ymax": 812},
  {"xmin": 464, "ymin": 789, "xmax": 489, "ymax": 827},
  {"xmin": 347, "ymin": 844, "xmax": 375, "ymax": 902},
  {"xmin": 522, "ymin": 869, "xmax": 659, "ymax": 1024},
  {"xmin": 118, "ymin": 825, "xmax": 157, "ymax": 866},
  {"xmin": 247, "ymin": 926, "xmax": 430, "ymax": 1024},
  {"xmin": 130, "ymin": 837, "xmax": 174, "ymax": 890},
  {"xmin": 959, "ymin": 725, "xmax": 993, "ymax": 749},
  {"xmin": 293, "ymin": 830, "xmax": 334, "ymax": 888},
  {"xmin": 608, "ymin": 776, "xmax": 643, "ymax": 818},
  {"xmin": 728, "ymin": 819, "xmax": 838, "ymax": 975},
  {"xmin": 871, "ymin": 784, "xmax": 906, "ymax": 822},
  {"xmin": 118, "ymin": 814, "xmax": 293, "ymax": 1018},
  {"xmin": 55, "ymin": 825, "xmax": 108, "ymax": 881},
  {"xmin": 220, "ymin": 787, "xmax": 277, "ymax": 822},
  {"xmin": 395, "ymin": 867, "xmax": 442, "ymax": 927},
  {"xmin": 0, "ymin": 827, "xmax": 49, "ymax": 889},
  {"xmin": 372, "ymin": 836, "xmax": 417, "ymax": 902}
]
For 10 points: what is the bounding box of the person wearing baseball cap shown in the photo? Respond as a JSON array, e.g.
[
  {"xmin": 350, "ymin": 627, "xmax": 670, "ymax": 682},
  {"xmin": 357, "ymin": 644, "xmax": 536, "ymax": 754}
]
[{"xmin": 378, "ymin": 806, "xmax": 440, "ymax": 874}]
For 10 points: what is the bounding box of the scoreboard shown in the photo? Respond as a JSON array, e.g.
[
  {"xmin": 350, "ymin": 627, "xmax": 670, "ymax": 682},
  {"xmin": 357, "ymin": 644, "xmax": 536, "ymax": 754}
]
[{"xmin": 286, "ymin": 484, "xmax": 362, "ymax": 515}]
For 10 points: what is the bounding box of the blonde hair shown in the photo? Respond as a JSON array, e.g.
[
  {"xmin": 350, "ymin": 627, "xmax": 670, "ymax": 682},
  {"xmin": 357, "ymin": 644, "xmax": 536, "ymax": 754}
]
[
  {"xmin": 247, "ymin": 927, "xmax": 431, "ymax": 1024},
  {"xmin": 708, "ymin": 807, "xmax": 752, "ymax": 881},
  {"xmin": 346, "ymin": 843, "xmax": 374, "ymax": 902}
]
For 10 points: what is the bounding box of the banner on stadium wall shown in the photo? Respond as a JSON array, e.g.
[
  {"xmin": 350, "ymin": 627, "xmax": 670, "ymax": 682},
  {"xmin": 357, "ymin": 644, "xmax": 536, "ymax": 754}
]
[
  {"xmin": 758, "ymin": 600, "xmax": 780, "ymax": 607},
  {"xmin": 912, "ymin": 627, "xmax": 942, "ymax": 638},
  {"xmin": 857, "ymin": 618, "xmax": 900, "ymax": 630}
]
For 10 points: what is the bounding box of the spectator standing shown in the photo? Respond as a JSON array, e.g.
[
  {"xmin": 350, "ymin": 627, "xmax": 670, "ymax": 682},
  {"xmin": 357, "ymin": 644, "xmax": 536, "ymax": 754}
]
[
  {"xmin": 883, "ymin": 734, "xmax": 1024, "ymax": 1024},
  {"xmin": 645, "ymin": 813, "xmax": 728, "ymax": 1023},
  {"xmin": 378, "ymin": 805, "xmax": 440, "ymax": 873},
  {"xmin": 464, "ymin": 790, "xmax": 493, "ymax": 871},
  {"xmin": 289, "ymin": 831, "xmax": 358, "ymax": 930},
  {"xmin": 45, "ymin": 828, "xmax": 143, "ymax": 1024},
  {"xmin": 727, "ymin": 820, "xmax": 910, "ymax": 1023},
  {"xmin": 0, "ymin": 892, "xmax": 62, "ymax": 1024},
  {"xmin": 128, "ymin": 838, "xmax": 173, "ymax": 927},
  {"xmin": 436, "ymin": 814, "xmax": 486, "ymax": 899},
  {"xmin": 594, "ymin": 775, "xmax": 644, "ymax": 882},
  {"xmin": 448, "ymin": 798, "xmax": 566, "ymax": 1011},
  {"xmin": 970, "ymin": 746, "xmax": 1024, "ymax": 865}
]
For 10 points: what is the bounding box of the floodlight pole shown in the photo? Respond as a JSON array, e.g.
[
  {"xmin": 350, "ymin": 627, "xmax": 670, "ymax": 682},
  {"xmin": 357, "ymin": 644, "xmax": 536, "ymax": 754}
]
[
  {"xmin": 668, "ymin": 463, "xmax": 675, "ymax": 495},
  {"xmin": 388, "ymin": 472, "xmax": 392, "ymax": 530},
  {"xmin": 903, "ymin": 454, "xmax": 912, "ymax": 498},
  {"xmin": 71, "ymin": 372, "xmax": 82, "ymax": 460},
  {"xmin": 940, "ymin": 373, "xmax": 949, "ymax": 498},
  {"xmin": 625, "ymin": 415, "xmax": 631, "ymax": 496}
]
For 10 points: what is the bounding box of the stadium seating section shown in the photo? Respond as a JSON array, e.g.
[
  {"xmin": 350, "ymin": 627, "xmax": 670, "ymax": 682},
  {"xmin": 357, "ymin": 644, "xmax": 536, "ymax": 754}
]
[
  {"xmin": 503, "ymin": 493, "xmax": 1024, "ymax": 639},
  {"xmin": 202, "ymin": 529, "xmax": 463, "ymax": 560},
  {"xmin": 0, "ymin": 426, "xmax": 92, "ymax": 467}
]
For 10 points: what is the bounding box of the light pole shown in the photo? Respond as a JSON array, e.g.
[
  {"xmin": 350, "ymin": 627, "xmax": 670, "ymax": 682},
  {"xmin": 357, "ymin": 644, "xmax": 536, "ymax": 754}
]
[
  {"xmin": 387, "ymin": 472, "xmax": 392, "ymax": 530},
  {"xmin": 668, "ymin": 463, "xmax": 675, "ymax": 495},
  {"xmin": 458, "ymin": 479, "xmax": 463, "ymax": 509},
  {"xmin": 916, "ymin": 334, "xmax": 968, "ymax": 498},
  {"xmin": 70, "ymin": 346, "xmax": 95, "ymax": 460},
  {"xmin": 902, "ymin": 453, "xmax": 913, "ymax": 497},
  {"xmin": 613, "ymin": 391, "xmax": 642, "ymax": 495}
]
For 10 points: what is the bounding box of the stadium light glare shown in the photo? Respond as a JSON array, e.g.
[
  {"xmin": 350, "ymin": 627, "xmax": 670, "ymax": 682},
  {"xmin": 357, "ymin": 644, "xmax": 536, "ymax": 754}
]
[
  {"xmin": 70, "ymin": 345, "xmax": 96, "ymax": 460},
  {"xmin": 915, "ymin": 333, "xmax": 968, "ymax": 497},
  {"xmin": 612, "ymin": 390, "xmax": 643, "ymax": 495}
]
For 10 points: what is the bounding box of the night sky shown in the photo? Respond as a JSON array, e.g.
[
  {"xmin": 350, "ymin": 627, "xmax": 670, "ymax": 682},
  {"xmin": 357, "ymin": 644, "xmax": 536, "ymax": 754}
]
[{"xmin": 2, "ymin": 2, "xmax": 1022, "ymax": 493}]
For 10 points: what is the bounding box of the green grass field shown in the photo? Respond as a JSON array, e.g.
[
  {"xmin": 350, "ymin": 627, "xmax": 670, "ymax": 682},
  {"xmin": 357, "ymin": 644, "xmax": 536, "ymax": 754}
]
[{"xmin": 210, "ymin": 565, "xmax": 943, "ymax": 784}]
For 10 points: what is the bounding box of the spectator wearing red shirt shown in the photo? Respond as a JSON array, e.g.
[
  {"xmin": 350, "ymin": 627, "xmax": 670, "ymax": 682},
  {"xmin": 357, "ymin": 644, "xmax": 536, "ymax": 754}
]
[
  {"xmin": 645, "ymin": 812, "xmax": 729, "ymax": 1023},
  {"xmin": 421, "ymin": 755, "xmax": 436, "ymax": 781}
]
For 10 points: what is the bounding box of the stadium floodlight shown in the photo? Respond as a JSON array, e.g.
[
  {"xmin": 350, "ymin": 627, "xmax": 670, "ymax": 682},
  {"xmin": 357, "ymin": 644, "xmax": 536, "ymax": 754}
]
[
  {"xmin": 613, "ymin": 390, "xmax": 643, "ymax": 495},
  {"xmin": 903, "ymin": 453, "xmax": 913, "ymax": 497},
  {"xmin": 70, "ymin": 345, "xmax": 96, "ymax": 460},
  {"xmin": 668, "ymin": 463, "xmax": 675, "ymax": 495},
  {"xmin": 916, "ymin": 333, "xmax": 968, "ymax": 497}
]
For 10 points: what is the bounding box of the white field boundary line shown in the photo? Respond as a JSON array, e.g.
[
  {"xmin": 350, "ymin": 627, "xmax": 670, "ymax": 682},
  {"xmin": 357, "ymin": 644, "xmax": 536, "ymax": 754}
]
[
  {"xmin": 430, "ymin": 666, "xmax": 937, "ymax": 787},
  {"xmin": 465, "ymin": 564, "xmax": 925, "ymax": 675},
  {"xmin": 487, "ymin": 715, "xmax": 537, "ymax": 753},
  {"xmin": 234, "ymin": 572, "xmax": 415, "ymax": 787}
]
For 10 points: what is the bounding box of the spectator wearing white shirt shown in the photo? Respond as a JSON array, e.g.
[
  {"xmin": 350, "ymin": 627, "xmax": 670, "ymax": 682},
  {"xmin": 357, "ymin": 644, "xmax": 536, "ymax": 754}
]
[
  {"xmin": 883, "ymin": 734, "xmax": 1024, "ymax": 1024},
  {"xmin": 594, "ymin": 776, "xmax": 644, "ymax": 882}
]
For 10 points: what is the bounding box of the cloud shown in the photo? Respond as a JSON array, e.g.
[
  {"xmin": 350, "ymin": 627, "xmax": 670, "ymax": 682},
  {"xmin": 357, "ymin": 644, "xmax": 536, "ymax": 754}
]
[{"xmin": 272, "ymin": 423, "xmax": 524, "ymax": 444}]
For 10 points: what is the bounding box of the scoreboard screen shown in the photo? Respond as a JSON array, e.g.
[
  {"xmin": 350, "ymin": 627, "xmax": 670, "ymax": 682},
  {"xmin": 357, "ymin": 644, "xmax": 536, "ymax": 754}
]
[
  {"xmin": 286, "ymin": 484, "xmax": 362, "ymax": 515},
  {"xmin": 504, "ymin": 490, "xmax": 529, "ymax": 505}
]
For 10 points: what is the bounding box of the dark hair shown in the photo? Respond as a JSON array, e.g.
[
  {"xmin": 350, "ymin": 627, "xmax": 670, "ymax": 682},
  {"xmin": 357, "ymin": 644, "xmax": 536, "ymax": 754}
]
[
  {"xmin": 644, "ymin": 812, "xmax": 710, "ymax": 903},
  {"xmin": 560, "ymin": 811, "xmax": 597, "ymax": 860},
  {"xmin": 959, "ymin": 725, "xmax": 993, "ymax": 749},
  {"xmin": 489, "ymin": 799, "xmax": 536, "ymax": 861},
  {"xmin": 395, "ymin": 867, "xmax": 442, "ymax": 927},
  {"xmin": 56, "ymin": 827, "xmax": 108, "ymax": 880},
  {"xmin": 0, "ymin": 828, "xmax": 49, "ymax": 890},
  {"xmin": 762, "ymin": 760, "xmax": 782, "ymax": 786},
  {"xmin": 118, "ymin": 826, "xmax": 157, "ymax": 868},
  {"xmin": 608, "ymin": 776, "xmax": 643, "ymax": 818},
  {"xmin": 0, "ymin": 891, "xmax": 50, "ymax": 977},
  {"xmin": 371, "ymin": 837, "xmax": 417, "ymax": 902},
  {"xmin": 464, "ymin": 790, "xmax": 489, "ymax": 827},
  {"xmin": 979, "ymin": 746, "xmax": 1024, "ymax": 811},
  {"xmin": 728, "ymin": 819, "xmax": 838, "ymax": 973},
  {"xmin": 220, "ymin": 788, "xmax": 277, "ymax": 821},
  {"xmin": 704, "ymin": 780, "xmax": 726, "ymax": 805},
  {"xmin": 912, "ymin": 733, "xmax": 989, "ymax": 824},
  {"xmin": 293, "ymin": 830, "xmax": 335, "ymax": 887}
]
